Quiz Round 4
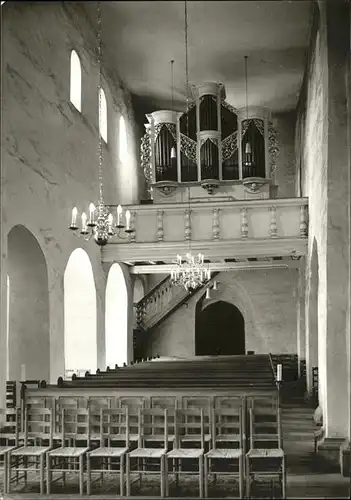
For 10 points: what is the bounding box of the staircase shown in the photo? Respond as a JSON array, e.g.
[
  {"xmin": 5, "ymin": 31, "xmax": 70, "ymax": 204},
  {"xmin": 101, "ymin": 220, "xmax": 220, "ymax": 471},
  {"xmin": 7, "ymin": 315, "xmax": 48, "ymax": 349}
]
[{"xmin": 135, "ymin": 272, "xmax": 219, "ymax": 333}]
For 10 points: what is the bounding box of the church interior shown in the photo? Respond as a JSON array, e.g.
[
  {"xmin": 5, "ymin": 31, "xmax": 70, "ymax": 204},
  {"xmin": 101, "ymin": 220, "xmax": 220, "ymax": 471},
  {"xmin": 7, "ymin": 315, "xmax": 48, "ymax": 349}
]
[{"xmin": 0, "ymin": 0, "xmax": 350, "ymax": 498}]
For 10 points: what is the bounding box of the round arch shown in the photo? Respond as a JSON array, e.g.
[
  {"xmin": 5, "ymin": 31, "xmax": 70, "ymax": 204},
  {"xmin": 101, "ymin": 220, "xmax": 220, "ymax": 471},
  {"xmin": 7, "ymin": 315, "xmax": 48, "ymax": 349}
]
[
  {"xmin": 133, "ymin": 276, "xmax": 145, "ymax": 303},
  {"xmin": 7, "ymin": 224, "xmax": 50, "ymax": 381},
  {"xmin": 195, "ymin": 299, "xmax": 245, "ymax": 356},
  {"xmin": 105, "ymin": 263, "xmax": 128, "ymax": 368},
  {"xmin": 64, "ymin": 248, "xmax": 97, "ymax": 376}
]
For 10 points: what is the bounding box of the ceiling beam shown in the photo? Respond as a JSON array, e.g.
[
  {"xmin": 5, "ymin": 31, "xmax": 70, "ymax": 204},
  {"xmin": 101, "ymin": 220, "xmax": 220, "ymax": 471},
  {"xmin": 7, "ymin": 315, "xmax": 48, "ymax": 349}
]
[
  {"xmin": 129, "ymin": 260, "xmax": 302, "ymax": 274},
  {"xmin": 102, "ymin": 238, "xmax": 307, "ymax": 263}
]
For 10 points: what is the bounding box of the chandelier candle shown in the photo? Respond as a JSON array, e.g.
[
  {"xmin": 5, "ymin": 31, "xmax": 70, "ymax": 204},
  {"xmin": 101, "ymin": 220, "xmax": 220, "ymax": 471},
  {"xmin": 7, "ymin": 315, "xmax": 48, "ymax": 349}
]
[
  {"xmin": 88, "ymin": 203, "xmax": 96, "ymax": 226},
  {"xmin": 107, "ymin": 213, "xmax": 114, "ymax": 235},
  {"xmin": 117, "ymin": 204, "xmax": 123, "ymax": 227},
  {"xmin": 125, "ymin": 210, "xmax": 131, "ymax": 231},
  {"xmin": 81, "ymin": 212, "xmax": 88, "ymax": 234},
  {"xmin": 71, "ymin": 207, "xmax": 78, "ymax": 228}
]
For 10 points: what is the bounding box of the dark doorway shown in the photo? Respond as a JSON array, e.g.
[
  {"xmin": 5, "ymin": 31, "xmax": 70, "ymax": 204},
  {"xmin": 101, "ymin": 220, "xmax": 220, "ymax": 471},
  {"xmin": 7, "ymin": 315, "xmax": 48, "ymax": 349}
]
[{"xmin": 195, "ymin": 300, "xmax": 245, "ymax": 356}]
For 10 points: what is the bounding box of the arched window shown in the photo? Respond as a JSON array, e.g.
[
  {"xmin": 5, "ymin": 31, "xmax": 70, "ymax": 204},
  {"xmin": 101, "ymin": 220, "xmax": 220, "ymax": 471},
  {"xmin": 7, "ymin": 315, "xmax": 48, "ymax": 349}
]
[
  {"xmin": 119, "ymin": 115, "xmax": 128, "ymax": 162},
  {"xmin": 64, "ymin": 248, "xmax": 97, "ymax": 376},
  {"xmin": 99, "ymin": 87, "xmax": 108, "ymax": 143},
  {"xmin": 70, "ymin": 50, "xmax": 82, "ymax": 112},
  {"xmin": 105, "ymin": 264, "xmax": 128, "ymax": 368}
]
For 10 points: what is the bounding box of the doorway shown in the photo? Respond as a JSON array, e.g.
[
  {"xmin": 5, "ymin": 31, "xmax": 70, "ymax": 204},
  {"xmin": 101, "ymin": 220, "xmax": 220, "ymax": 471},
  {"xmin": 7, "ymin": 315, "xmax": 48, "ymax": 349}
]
[{"xmin": 195, "ymin": 300, "xmax": 245, "ymax": 355}]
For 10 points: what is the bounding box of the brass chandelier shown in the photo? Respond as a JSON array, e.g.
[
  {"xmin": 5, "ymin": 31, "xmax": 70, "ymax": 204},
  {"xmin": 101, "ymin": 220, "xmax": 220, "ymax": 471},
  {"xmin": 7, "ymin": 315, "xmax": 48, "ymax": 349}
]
[{"xmin": 68, "ymin": 2, "xmax": 131, "ymax": 246}]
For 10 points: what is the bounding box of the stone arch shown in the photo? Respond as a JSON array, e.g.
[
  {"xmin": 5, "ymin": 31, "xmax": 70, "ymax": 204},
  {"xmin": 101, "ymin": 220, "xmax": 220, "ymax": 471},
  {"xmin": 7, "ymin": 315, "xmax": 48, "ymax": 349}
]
[
  {"xmin": 105, "ymin": 263, "xmax": 128, "ymax": 368},
  {"xmin": 133, "ymin": 276, "xmax": 145, "ymax": 303},
  {"xmin": 195, "ymin": 299, "xmax": 245, "ymax": 355},
  {"xmin": 64, "ymin": 248, "xmax": 97, "ymax": 376},
  {"xmin": 7, "ymin": 224, "xmax": 50, "ymax": 381},
  {"xmin": 306, "ymin": 237, "xmax": 319, "ymax": 397},
  {"xmin": 197, "ymin": 276, "xmax": 260, "ymax": 351}
]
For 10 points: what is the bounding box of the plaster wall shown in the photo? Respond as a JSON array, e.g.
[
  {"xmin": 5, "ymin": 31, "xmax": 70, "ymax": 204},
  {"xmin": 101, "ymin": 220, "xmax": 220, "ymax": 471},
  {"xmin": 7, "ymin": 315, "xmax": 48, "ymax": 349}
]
[
  {"xmin": 0, "ymin": 2, "xmax": 140, "ymax": 415},
  {"xmin": 146, "ymin": 268, "xmax": 298, "ymax": 357}
]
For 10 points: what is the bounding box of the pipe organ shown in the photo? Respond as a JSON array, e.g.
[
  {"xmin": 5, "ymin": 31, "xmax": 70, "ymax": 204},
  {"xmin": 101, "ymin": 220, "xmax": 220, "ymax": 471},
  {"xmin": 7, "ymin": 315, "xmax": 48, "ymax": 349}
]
[{"xmin": 140, "ymin": 82, "xmax": 279, "ymax": 202}]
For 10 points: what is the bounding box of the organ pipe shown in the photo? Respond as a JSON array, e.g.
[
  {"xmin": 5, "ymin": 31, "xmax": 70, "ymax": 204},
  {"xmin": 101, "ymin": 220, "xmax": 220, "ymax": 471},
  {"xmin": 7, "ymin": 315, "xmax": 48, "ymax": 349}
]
[{"xmin": 142, "ymin": 85, "xmax": 273, "ymax": 186}]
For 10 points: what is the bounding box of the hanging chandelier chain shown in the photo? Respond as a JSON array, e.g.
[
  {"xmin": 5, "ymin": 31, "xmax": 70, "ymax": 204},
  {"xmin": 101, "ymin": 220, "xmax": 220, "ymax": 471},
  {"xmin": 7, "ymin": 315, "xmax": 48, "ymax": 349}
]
[
  {"xmin": 97, "ymin": 0, "xmax": 104, "ymax": 203},
  {"xmin": 245, "ymin": 55, "xmax": 249, "ymax": 123},
  {"xmin": 184, "ymin": 0, "xmax": 190, "ymax": 130},
  {"xmin": 171, "ymin": 59, "xmax": 174, "ymax": 115}
]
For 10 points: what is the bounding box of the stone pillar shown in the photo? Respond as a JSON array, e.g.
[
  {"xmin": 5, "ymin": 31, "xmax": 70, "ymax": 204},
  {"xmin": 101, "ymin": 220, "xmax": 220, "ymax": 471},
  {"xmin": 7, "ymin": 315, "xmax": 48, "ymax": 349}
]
[
  {"xmin": 305, "ymin": 247, "xmax": 318, "ymax": 396},
  {"xmin": 296, "ymin": 266, "xmax": 306, "ymax": 377},
  {"xmin": 318, "ymin": 3, "xmax": 350, "ymax": 467},
  {"xmin": 0, "ymin": 237, "xmax": 8, "ymax": 427},
  {"xmin": 48, "ymin": 270, "xmax": 65, "ymax": 384},
  {"xmin": 119, "ymin": 263, "xmax": 135, "ymax": 364}
]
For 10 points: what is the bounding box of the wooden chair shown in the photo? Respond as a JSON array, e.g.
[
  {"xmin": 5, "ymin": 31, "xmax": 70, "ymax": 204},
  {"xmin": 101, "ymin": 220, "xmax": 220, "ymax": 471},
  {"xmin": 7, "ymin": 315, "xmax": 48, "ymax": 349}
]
[
  {"xmin": 165, "ymin": 408, "xmax": 205, "ymax": 498},
  {"xmin": 86, "ymin": 407, "xmax": 130, "ymax": 495},
  {"xmin": 46, "ymin": 408, "xmax": 90, "ymax": 495},
  {"xmin": 0, "ymin": 408, "xmax": 19, "ymax": 494},
  {"xmin": 181, "ymin": 396, "xmax": 212, "ymax": 447},
  {"xmin": 245, "ymin": 407, "xmax": 286, "ymax": 499},
  {"xmin": 126, "ymin": 408, "xmax": 168, "ymax": 497},
  {"xmin": 8, "ymin": 407, "xmax": 53, "ymax": 495},
  {"xmin": 204, "ymin": 407, "xmax": 244, "ymax": 498},
  {"xmin": 88, "ymin": 397, "xmax": 113, "ymax": 440},
  {"xmin": 117, "ymin": 396, "xmax": 144, "ymax": 445}
]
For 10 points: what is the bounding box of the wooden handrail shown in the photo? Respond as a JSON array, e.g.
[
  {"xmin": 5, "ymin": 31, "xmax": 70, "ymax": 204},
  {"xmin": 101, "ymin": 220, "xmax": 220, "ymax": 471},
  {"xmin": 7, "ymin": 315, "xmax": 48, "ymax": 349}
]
[{"xmin": 136, "ymin": 275, "xmax": 170, "ymax": 306}]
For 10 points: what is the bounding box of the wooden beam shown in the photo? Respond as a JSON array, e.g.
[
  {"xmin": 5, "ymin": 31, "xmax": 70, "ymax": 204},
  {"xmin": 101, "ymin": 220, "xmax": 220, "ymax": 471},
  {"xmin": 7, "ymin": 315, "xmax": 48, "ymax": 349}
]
[
  {"xmin": 130, "ymin": 260, "xmax": 302, "ymax": 274},
  {"xmin": 102, "ymin": 237, "xmax": 307, "ymax": 263}
]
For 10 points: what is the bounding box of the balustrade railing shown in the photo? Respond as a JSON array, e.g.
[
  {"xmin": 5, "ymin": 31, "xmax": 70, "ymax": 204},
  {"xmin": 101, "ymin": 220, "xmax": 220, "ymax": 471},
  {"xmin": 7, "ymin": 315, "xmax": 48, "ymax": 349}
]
[
  {"xmin": 109, "ymin": 198, "xmax": 308, "ymax": 245},
  {"xmin": 136, "ymin": 273, "xmax": 219, "ymax": 331}
]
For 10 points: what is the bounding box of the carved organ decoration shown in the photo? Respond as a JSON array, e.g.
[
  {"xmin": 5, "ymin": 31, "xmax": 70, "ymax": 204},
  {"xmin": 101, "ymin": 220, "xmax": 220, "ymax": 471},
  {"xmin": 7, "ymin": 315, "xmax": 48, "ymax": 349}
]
[{"xmin": 140, "ymin": 82, "xmax": 279, "ymax": 197}]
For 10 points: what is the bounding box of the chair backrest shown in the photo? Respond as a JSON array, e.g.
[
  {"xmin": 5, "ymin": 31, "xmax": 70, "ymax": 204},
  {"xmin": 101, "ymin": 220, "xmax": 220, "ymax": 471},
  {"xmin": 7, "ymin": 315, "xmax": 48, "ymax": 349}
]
[
  {"xmin": 0, "ymin": 408, "xmax": 19, "ymax": 446},
  {"xmin": 175, "ymin": 408, "xmax": 205, "ymax": 449},
  {"xmin": 247, "ymin": 395, "xmax": 278, "ymax": 411},
  {"xmin": 137, "ymin": 408, "xmax": 168, "ymax": 449},
  {"xmin": 100, "ymin": 407, "xmax": 130, "ymax": 448},
  {"xmin": 61, "ymin": 408, "xmax": 90, "ymax": 447},
  {"xmin": 249, "ymin": 407, "xmax": 282, "ymax": 449},
  {"xmin": 150, "ymin": 396, "xmax": 178, "ymax": 410},
  {"xmin": 118, "ymin": 396, "xmax": 145, "ymax": 436},
  {"xmin": 88, "ymin": 397, "xmax": 113, "ymax": 437},
  {"xmin": 24, "ymin": 407, "xmax": 53, "ymax": 447},
  {"xmin": 211, "ymin": 407, "xmax": 243, "ymax": 449},
  {"xmin": 181, "ymin": 396, "xmax": 211, "ymax": 437},
  {"xmin": 214, "ymin": 396, "xmax": 244, "ymax": 411}
]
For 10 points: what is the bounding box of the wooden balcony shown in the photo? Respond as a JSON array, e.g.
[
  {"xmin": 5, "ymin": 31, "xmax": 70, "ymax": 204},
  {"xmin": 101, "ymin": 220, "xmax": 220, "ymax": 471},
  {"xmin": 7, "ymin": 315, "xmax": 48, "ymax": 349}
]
[{"xmin": 102, "ymin": 197, "xmax": 308, "ymax": 264}]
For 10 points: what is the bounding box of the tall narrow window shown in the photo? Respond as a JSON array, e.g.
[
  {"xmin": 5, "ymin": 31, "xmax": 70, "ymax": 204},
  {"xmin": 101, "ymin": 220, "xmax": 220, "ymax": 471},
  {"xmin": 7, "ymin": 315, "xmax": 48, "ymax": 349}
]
[
  {"xmin": 119, "ymin": 115, "xmax": 128, "ymax": 162},
  {"xmin": 99, "ymin": 87, "xmax": 108, "ymax": 143},
  {"xmin": 70, "ymin": 50, "xmax": 82, "ymax": 112}
]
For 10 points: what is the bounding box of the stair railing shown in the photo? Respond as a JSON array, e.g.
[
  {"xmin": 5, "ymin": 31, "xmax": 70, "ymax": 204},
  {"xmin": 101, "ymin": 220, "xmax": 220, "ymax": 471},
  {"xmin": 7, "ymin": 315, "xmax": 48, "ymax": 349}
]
[{"xmin": 136, "ymin": 272, "xmax": 220, "ymax": 331}]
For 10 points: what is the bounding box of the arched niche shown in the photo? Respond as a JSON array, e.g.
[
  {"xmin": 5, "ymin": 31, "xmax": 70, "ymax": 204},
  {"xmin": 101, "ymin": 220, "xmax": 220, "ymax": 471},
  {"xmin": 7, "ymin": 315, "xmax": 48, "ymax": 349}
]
[
  {"xmin": 7, "ymin": 225, "xmax": 50, "ymax": 381},
  {"xmin": 64, "ymin": 248, "xmax": 97, "ymax": 376},
  {"xmin": 195, "ymin": 298, "xmax": 245, "ymax": 356},
  {"xmin": 105, "ymin": 263, "xmax": 128, "ymax": 368}
]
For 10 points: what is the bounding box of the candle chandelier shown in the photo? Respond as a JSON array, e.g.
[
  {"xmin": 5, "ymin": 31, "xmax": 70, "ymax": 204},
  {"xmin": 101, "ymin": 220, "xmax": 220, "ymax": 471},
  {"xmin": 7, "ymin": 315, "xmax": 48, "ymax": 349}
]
[
  {"xmin": 170, "ymin": 0, "xmax": 211, "ymax": 291},
  {"xmin": 171, "ymin": 252, "xmax": 211, "ymax": 291},
  {"xmin": 68, "ymin": 2, "xmax": 131, "ymax": 246}
]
